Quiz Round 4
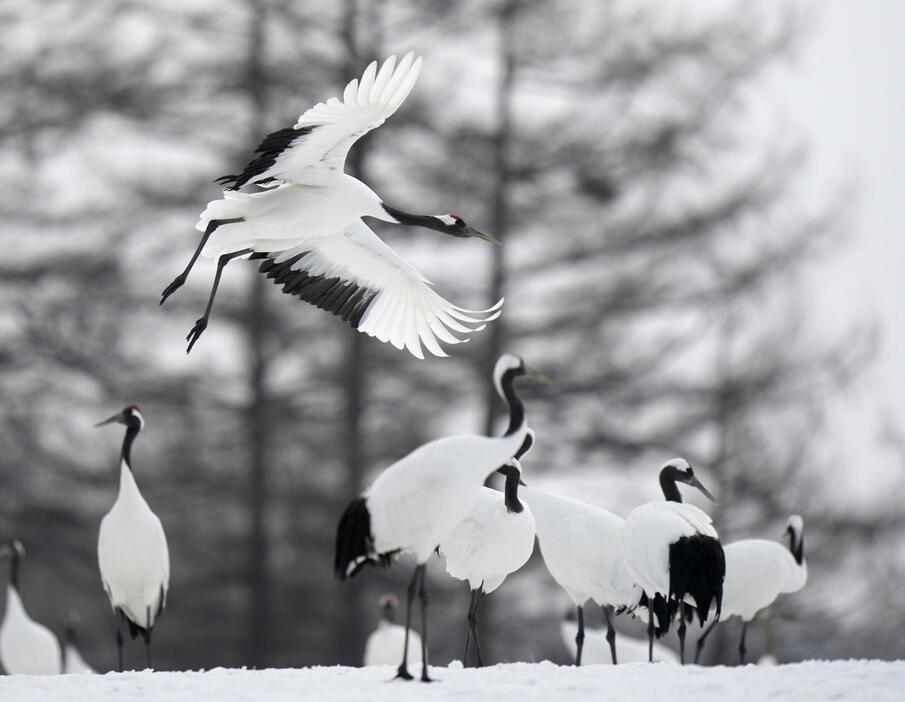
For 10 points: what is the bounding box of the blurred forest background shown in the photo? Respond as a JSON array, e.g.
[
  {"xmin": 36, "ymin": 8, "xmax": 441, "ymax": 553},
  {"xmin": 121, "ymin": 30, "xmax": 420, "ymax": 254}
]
[{"xmin": 1, "ymin": 0, "xmax": 903, "ymax": 672}]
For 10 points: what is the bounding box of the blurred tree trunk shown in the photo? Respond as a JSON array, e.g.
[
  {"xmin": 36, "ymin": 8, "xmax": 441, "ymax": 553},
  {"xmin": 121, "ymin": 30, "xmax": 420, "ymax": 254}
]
[
  {"xmin": 481, "ymin": 3, "xmax": 517, "ymax": 439},
  {"xmin": 332, "ymin": 0, "xmax": 380, "ymax": 665},
  {"xmin": 476, "ymin": 1, "xmax": 518, "ymax": 664},
  {"xmin": 243, "ymin": 0, "xmax": 273, "ymax": 668}
]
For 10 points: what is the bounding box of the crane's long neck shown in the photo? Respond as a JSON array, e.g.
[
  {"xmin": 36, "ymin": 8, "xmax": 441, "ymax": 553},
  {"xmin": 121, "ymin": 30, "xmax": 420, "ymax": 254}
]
[
  {"xmin": 659, "ymin": 471, "xmax": 683, "ymax": 503},
  {"xmin": 788, "ymin": 531, "xmax": 804, "ymax": 565},
  {"xmin": 499, "ymin": 465, "xmax": 524, "ymax": 514},
  {"xmin": 121, "ymin": 423, "xmax": 140, "ymax": 473},
  {"xmin": 7, "ymin": 550, "xmax": 20, "ymax": 589},
  {"xmin": 499, "ymin": 369, "xmax": 526, "ymax": 438}
]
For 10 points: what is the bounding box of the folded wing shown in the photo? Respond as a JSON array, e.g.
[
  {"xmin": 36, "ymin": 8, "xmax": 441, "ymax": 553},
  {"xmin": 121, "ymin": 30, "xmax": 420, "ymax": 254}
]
[{"xmin": 256, "ymin": 221, "xmax": 503, "ymax": 359}]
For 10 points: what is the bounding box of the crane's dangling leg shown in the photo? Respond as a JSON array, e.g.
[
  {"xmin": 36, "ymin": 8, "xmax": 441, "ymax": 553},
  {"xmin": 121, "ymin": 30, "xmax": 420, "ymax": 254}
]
[
  {"xmin": 418, "ymin": 563, "xmax": 433, "ymax": 682},
  {"xmin": 647, "ymin": 599, "xmax": 655, "ymax": 663},
  {"xmin": 738, "ymin": 621, "xmax": 748, "ymax": 664},
  {"xmin": 185, "ymin": 247, "xmax": 253, "ymax": 353},
  {"xmin": 603, "ymin": 605, "xmax": 618, "ymax": 665},
  {"xmin": 464, "ymin": 588, "xmax": 476, "ymax": 666},
  {"xmin": 694, "ymin": 619, "xmax": 719, "ymax": 664},
  {"xmin": 677, "ymin": 601, "xmax": 688, "ymax": 664},
  {"xmin": 472, "ymin": 586, "xmax": 486, "ymax": 668},
  {"xmin": 160, "ymin": 218, "xmax": 244, "ymax": 305},
  {"xmin": 394, "ymin": 564, "xmax": 420, "ymax": 681},
  {"xmin": 114, "ymin": 609, "xmax": 125, "ymax": 673},
  {"xmin": 574, "ymin": 605, "xmax": 585, "ymax": 666}
]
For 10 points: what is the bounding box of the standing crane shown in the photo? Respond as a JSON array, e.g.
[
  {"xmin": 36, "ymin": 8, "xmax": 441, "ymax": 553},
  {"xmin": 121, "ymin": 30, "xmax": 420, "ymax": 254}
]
[
  {"xmin": 95, "ymin": 405, "xmax": 170, "ymax": 671},
  {"xmin": 334, "ymin": 353, "xmax": 548, "ymax": 682},
  {"xmin": 362, "ymin": 594, "xmax": 422, "ymax": 668},
  {"xmin": 0, "ymin": 540, "xmax": 62, "ymax": 675},
  {"xmin": 439, "ymin": 432, "xmax": 536, "ymax": 667},
  {"xmin": 694, "ymin": 515, "xmax": 807, "ymax": 664},
  {"xmin": 620, "ymin": 459, "xmax": 725, "ymax": 664},
  {"xmin": 519, "ymin": 484, "xmax": 641, "ymax": 666},
  {"xmin": 161, "ymin": 52, "xmax": 503, "ymax": 357}
]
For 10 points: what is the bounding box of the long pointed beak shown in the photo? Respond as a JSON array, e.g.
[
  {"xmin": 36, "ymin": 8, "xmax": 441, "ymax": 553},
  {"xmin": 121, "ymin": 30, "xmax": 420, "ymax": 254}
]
[
  {"xmin": 525, "ymin": 366, "xmax": 552, "ymax": 385},
  {"xmin": 689, "ymin": 476, "xmax": 717, "ymax": 503},
  {"xmin": 94, "ymin": 412, "xmax": 124, "ymax": 428},
  {"xmin": 463, "ymin": 225, "xmax": 501, "ymax": 246},
  {"xmin": 518, "ymin": 478, "xmax": 527, "ymax": 487}
]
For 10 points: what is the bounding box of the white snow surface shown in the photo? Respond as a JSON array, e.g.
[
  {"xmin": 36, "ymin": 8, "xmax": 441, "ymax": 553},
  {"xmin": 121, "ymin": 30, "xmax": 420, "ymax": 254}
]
[{"xmin": 0, "ymin": 661, "xmax": 901, "ymax": 701}]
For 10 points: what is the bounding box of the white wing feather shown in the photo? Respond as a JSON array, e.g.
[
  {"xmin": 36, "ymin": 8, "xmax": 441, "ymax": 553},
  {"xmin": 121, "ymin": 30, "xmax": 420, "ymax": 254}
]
[
  {"xmin": 257, "ymin": 53, "xmax": 422, "ymax": 186},
  {"xmin": 270, "ymin": 221, "xmax": 503, "ymax": 359}
]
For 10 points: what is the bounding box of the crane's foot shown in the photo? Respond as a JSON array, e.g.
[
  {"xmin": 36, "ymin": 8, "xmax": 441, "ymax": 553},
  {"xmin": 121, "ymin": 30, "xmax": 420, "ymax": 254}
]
[
  {"xmin": 420, "ymin": 670, "xmax": 434, "ymax": 683},
  {"xmin": 160, "ymin": 275, "xmax": 187, "ymax": 306},
  {"xmin": 394, "ymin": 665, "xmax": 414, "ymax": 681},
  {"xmin": 186, "ymin": 317, "xmax": 208, "ymax": 353}
]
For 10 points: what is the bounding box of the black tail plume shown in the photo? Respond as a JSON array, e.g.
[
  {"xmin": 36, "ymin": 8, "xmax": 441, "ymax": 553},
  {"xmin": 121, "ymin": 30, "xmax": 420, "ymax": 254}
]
[
  {"xmin": 334, "ymin": 497, "xmax": 397, "ymax": 581},
  {"xmin": 669, "ymin": 535, "xmax": 726, "ymax": 627}
]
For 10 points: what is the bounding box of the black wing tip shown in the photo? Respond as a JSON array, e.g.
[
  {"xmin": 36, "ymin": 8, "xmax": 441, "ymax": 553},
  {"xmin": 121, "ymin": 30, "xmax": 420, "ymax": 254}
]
[
  {"xmin": 334, "ymin": 496, "xmax": 375, "ymax": 581},
  {"xmin": 257, "ymin": 253, "xmax": 378, "ymax": 329}
]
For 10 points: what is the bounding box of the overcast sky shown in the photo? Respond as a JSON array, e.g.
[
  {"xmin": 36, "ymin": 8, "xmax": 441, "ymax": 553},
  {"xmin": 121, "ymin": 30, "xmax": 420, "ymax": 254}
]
[{"xmin": 766, "ymin": 0, "xmax": 905, "ymax": 480}]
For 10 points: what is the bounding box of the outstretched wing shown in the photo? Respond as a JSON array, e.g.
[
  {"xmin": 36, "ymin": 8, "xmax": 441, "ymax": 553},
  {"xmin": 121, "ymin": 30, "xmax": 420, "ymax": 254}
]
[
  {"xmin": 218, "ymin": 53, "xmax": 422, "ymax": 189},
  {"xmin": 256, "ymin": 221, "xmax": 503, "ymax": 359}
]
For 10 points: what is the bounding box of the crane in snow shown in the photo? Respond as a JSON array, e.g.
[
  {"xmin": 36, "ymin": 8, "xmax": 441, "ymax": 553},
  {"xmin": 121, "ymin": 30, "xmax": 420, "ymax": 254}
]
[{"xmin": 334, "ymin": 353, "xmax": 548, "ymax": 682}]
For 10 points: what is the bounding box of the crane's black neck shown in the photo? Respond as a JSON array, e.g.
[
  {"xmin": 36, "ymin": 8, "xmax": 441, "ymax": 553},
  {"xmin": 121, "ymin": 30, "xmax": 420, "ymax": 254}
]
[
  {"xmin": 499, "ymin": 368, "xmax": 525, "ymax": 437},
  {"xmin": 64, "ymin": 625, "xmax": 77, "ymax": 646},
  {"xmin": 7, "ymin": 549, "xmax": 20, "ymax": 589},
  {"xmin": 381, "ymin": 603, "xmax": 395, "ymax": 624},
  {"xmin": 659, "ymin": 469, "xmax": 683, "ymax": 503},
  {"xmin": 787, "ymin": 531, "xmax": 804, "ymax": 565},
  {"xmin": 121, "ymin": 419, "xmax": 142, "ymax": 470},
  {"xmin": 380, "ymin": 204, "xmax": 444, "ymax": 232},
  {"xmin": 497, "ymin": 464, "xmax": 524, "ymax": 514}
]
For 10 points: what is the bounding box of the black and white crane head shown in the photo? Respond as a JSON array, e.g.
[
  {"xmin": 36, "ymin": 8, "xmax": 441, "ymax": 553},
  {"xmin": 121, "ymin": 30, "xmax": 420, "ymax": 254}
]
[
  {"xmin": 658, "ymin": 458, "xmax": 717, "ymax": 504},
  {"xmin": 161, "ymin": 52, "xmax": 504, "ymax": 357},
  {"xmin": 95, "ymin": 405, "xmax": 170, "ymax": 673},
  {"xmin": 620, "ymin": 458, "xmax": 725, "ymax": 665},
  {"xmin": 334, "ymin": 352, "xmax": 548, "ymax": 682},
  {"xmin": 439, "ymin": 430, "xmax": 536, "ymax": 667},
  {"xmin": 0, "ymin": 540, "xmax": 63, "ymax": 675}
]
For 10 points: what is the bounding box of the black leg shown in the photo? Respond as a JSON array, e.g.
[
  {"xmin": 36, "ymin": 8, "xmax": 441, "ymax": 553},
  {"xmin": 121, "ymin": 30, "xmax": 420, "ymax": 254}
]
[
  {"xmin": 394, "ymin": 565, "xmax": 419, "ymax": 681},
  {"xmin": 647, "ymin": 599, "xmax": 655, "ymax": 663},
  {"xmin": 694, "ymin": 619, "xmax": 719, "ymax": 664},
  {"xmin": 574, "ymin": 605, "xmax": 585, "ymax": 666},
  {"xmin": 472, "ymin": 587, "xmax": 485, "ymax": 668},
  {"xmin": 143, "ymin": 607, "xmax": 152, "ymax": 670},
  {"xmin": 418, "ymin": 564, "xmax": 432, "ymax": 683},
  {"xmin": 185, "ymin": 247, "xmax": 252, "ymax": 353},
  {"xmin": 464, "ymin": 588, "xmax": 476, "ymax": 667},
  {"xmin": 115, "ymin": 610, "xmax": 125, "ymax": 673},
  {"xmin": 739, "ymin": 621, "xmax": 748, "ymax": 664},
  {"xmin": 160, "ymin": 218, "xmax": 243, "ymax": 305},
  {"xmin": 677, "ymin": 601, "xmax": 687, "ymax": 665},
  {"xmin": 603, "ymin": 605, "xmax": 618, "ymax": 665}
]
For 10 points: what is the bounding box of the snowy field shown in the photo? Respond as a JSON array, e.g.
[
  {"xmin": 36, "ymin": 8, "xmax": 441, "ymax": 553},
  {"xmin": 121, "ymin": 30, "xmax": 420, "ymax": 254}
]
[{"xmin": 1, "ymin": 660, "xmax": 902, "ymax": 702}]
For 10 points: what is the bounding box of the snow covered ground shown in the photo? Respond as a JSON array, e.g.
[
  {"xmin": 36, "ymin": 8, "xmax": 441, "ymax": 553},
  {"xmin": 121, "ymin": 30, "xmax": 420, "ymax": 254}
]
[{"xmin": 1, "ymin": 660, "xmax": 902, "ymax": 702}]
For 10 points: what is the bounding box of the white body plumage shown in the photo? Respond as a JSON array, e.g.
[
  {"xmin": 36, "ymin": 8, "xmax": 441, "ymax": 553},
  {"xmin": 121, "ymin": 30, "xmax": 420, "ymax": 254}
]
[
  {"xmin": 98, "ymin": 460, "xmax": 170, "ymax": 630},
  {"xmin": 0, "ymin": 587, "xmax": 61, "ymax": 675},
  {"xmin": 62, "ymin": 642, "xmax": 94, "ymax": 674},
  {"xmin": 363, "ymin": 621, "xmax": 422, "ymax": 668},
  {"xmin": 521, "ymin": 486, "xmax": 640, "ymax": 610},
  {"xmin": 440, "ymin": 485, "xmax": 536, "ymax": 594},
  {"xmin": 620, "ymin": 500, "xmax": 718, "ymax": 605},
  {"xmin": 721, "ymin": 539, "xmax": 807, "ymax": 622},
  {"xmin": 365, "ymin": 432, "xmax": 528, "ymax": 564}
]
